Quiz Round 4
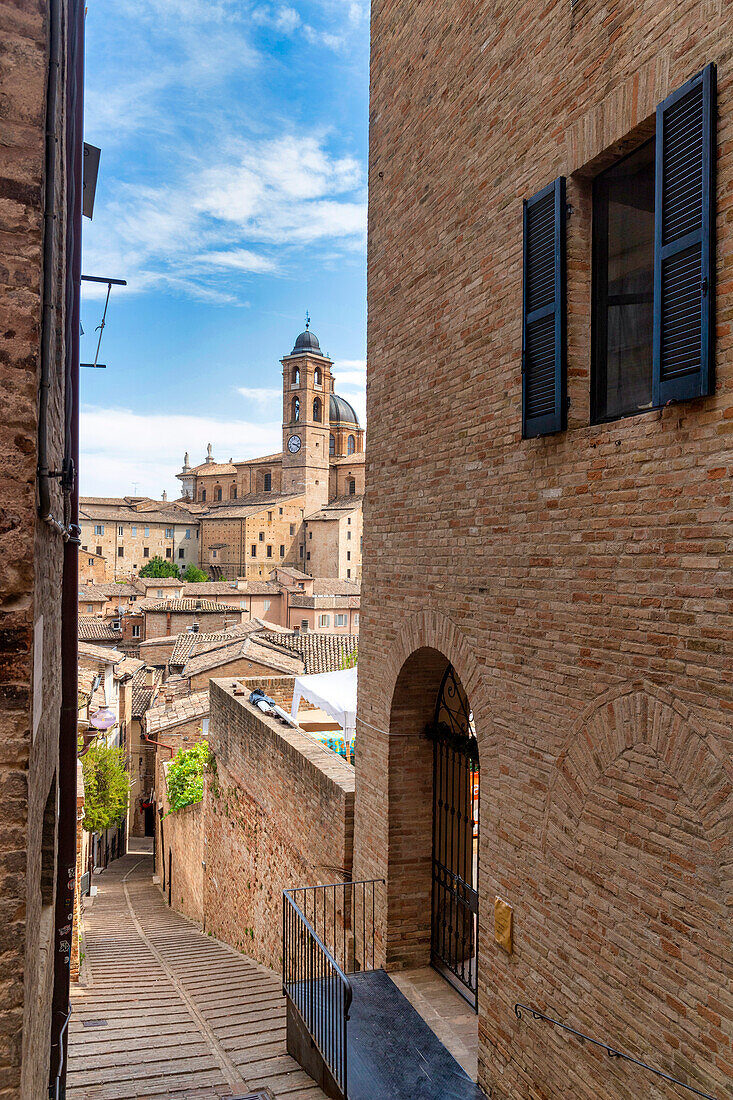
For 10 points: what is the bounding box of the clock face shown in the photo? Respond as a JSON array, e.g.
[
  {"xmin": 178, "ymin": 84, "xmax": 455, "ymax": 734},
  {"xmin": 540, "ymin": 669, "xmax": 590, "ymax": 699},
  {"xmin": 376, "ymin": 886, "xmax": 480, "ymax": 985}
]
[{"xmin": 288, "ymin": 435, "xmax": 302, "ymax": 454}]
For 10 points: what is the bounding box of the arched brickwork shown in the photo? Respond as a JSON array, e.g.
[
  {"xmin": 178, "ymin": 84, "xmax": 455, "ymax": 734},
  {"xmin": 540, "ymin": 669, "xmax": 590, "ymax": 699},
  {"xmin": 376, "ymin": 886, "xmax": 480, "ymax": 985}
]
[{"xmin": 537, "ymin": 681, "xmax": 732, "ymax": 1099}]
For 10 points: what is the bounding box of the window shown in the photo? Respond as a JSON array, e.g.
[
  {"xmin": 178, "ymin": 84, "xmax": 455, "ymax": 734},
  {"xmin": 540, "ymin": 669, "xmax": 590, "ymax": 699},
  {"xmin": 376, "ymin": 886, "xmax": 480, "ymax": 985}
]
[
  {"xmin": 166, "ymin": 547, "xmax": 172, "ymax": 558},
  {"xmin": 87, "ymin": 604, "xmax": 93, "ymax": 613},
  {"xmin": 318, "ymin": 614, "xmax": 330, "ymax": 628},
  {"xmin": 354, "ymin": 613, "xmax": 359, "ymax": 629},
  {"xmin": 592, "ymin": 139, "xmax": 655, "ymax": 422},
  {"xmin": 306, "ymin": 551, "xmax": 311, "ymax": 561},
  {"xmin": 185, "ymin": 528, "xmax": 191, "ymax": 539},
  {"xmin": 264, "ymin": 472, "xmax": 272, "ymax": 492},
  {"xmin": 96, "ymin": 545, "xmax": 102, "ymax": 556},
  {"xmin": 118, "ymin": 546, "xmax": 124, "ymax": 557},
  {"xmin": 143, "ymin": 547, "xmax": 149, "ymax": 558},
  {"xmin": 347, "ymin": 569, "xmax": 351, "ymax": 578},
  {"xmin": 292, "ymin": 396, "xmax": 300, "ymax": 421},
  {"xmin": 144, "ymin": 526, "xmax": 150, "ymax": 537},
  {"xmin": 279, "ymin": 507, "xmax": 283, "ymax": 515},
  {"xmin": 216, "ymin": 487, "xmax": 222, "ymax": 501},
  {"xmin": 165, "ymin": 527, "xmax": 173, "ymax": 537},
  {"xmin": 266, "ymin": 545, "xmax": 272, "ymax": 558},
  {"xmin": 251, "ymin": 544, "xmax": 257, "ymax": 557},
  {"xmin": 259, "ymin": 531, "xmax": 264, "ymax": 542},
  {"xmin": 132, "ymin": 624, "xmax": 140, "ymax": 638},
  {"xmin": 201, "ymin": 489, "xmax": 206, "ymax": 502},
  {"xmin": 301, "ymin": 619, "xmax": 309, "ymax": 632},
  {"xmin": 157, "ymin": 588, "xmax": 164, "ymax": 597},
  {"xmin": 329, "ymin": 434, "xmax": 335, "ymax": 455},
  {"xmin": 314, "ymin": 366, "xmax": 322, "ymax": 385},
  {"xmin": 279, "ymin": 544, "xmax": 285, "ymax": 558},
  {"xmin": 240, "ymin": 600, "xmax": 248, "ymax": 609},
  {"xmin": 230, "ymin": 484, "xmax": 237, "ymax": 499},
  {"xmin": 347, "ymin": 531, "xmax": 351, "ymax": 540},
  {"xmin": 299, "ymin": 545, "xmax": 304, "ymax": 558},
  {"xmin": 131, "ymin": 525, "xmax": 137, "ymax": 536},
  {"xmin": 88, "ymin": 558, "xmax": 94, "ymax": 566},
  {"xmin": 347, "ymin": 551, "xmax": 351, "ymax": 561},
  {"xmin": 94, "ymin": 524, "xmax": 104, "ymax": 535},
  {"xmin": 268, "ymin": 511, "xmax": 273, "ymax": 522},
  {"xmin": 212, "ymin": 549, "xmax": 217, "ymax": 558},
  {"xmin": 347, "ymin": 435, "xmax": 355, "ymax": 455},
  {"xmin": 263, "ymin": 599, "xmax": 271, "ymax": 612},
  {"xmin": 118, "ymin": 525, "xmax": 123, "ymax": 536},
  {"xmin": 178, "ymin": 548, "xmax": 184, "ymax": 558},
  {"xmin": 202, "ymin": 718, "xmax": 210, "ymax": 735},
  {"xmin": 309, "ymin": 531, "xmax": 312, "ymax": 540},
  {"xmin": 290, "ymin": 524, "xmax": 295, "ymax": 535},
  {"xmin": 347, "ymin": 517, "xmax": 351, "ymax": 525},
  {"xmin": 335, "ymin": 613, "xmax": 347, "ymax": 627},
  {"xmin": 313, "ymin": 396, "xmax": 322, "ymax": 422},
  {"xmin": 348, "ymin": 479, "xmax": 356, "ymax": 495}
]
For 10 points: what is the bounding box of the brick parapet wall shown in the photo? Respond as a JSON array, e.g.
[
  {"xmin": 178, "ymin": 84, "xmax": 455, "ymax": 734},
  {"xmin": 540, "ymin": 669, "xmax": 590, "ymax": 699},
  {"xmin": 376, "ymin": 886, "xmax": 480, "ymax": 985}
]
[
  {"xmin": 362, "ymin": 3, "xmax": 733, "ymax": 1098},
  {"xmin": 204, "ymin": 678, "xmax": 354, "ymax": 970}
]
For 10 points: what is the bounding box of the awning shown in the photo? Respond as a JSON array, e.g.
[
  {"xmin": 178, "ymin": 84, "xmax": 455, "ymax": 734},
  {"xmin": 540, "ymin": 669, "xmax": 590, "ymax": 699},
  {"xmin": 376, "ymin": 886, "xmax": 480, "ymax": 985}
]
[{"xmin": 291, "ymin": 666, "xmax": 357, "ymax": 743}]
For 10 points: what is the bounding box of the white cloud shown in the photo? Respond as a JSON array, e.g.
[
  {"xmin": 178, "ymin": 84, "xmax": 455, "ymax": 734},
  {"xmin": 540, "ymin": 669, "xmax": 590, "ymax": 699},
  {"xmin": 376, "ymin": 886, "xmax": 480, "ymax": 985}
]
[
  {"xmin": 236, "ymin": 387, "xmax": 282, "ymax": 405},
  {"xmin": 83, "ymin": 132, "xmax": 365, "ymax": 300},
  {"xmin": 333, "ymin": 358, "xmax": 366, "ymax": 388},
  {"xmin": 80, "ymin": 406, "xmax": 280, "ymax": 498}
]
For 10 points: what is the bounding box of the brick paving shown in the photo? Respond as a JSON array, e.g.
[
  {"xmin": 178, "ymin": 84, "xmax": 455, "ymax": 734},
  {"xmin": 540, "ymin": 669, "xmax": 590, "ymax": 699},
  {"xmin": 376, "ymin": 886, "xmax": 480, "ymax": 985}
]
[{"xmin": 67, "ymin": 853, "xmax": 326, "ymax": 1100}]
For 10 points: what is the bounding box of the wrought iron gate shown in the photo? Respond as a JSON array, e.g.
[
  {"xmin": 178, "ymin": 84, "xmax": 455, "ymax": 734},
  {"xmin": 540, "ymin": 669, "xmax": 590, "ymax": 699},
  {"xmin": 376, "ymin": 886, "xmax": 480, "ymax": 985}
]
[{"xmin": 430, "ymin": 665, "xmax": 479, "ymax": 1009}]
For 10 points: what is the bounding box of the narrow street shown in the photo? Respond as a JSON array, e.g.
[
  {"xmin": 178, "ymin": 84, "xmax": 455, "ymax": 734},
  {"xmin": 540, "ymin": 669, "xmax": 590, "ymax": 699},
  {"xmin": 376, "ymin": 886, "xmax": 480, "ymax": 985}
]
[{"xmin": 67, "ymin": 853, "xmax": 327, "ymax": 1100}]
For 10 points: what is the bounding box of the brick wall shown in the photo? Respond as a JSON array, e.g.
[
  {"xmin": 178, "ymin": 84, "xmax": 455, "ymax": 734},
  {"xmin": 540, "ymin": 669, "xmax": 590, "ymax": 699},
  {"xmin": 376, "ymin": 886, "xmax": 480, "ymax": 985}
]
[
  {"xmin": 156, "ymin": 763, "xmax": 203, "ymax": 924},
  {"xmin": 144, "ymin": 608, "xmax": 245, "ymax": 640},
  {"xmin": 0, "ymin": 1, "xmax": 76, "ymax": 1094},
  {"xmin": 361, "ymin": 3, "xmax": 733, "ymax": 1098},
  {"xmin": 204, "ymin": 678, "xmax": 355, "ymax": 970}
]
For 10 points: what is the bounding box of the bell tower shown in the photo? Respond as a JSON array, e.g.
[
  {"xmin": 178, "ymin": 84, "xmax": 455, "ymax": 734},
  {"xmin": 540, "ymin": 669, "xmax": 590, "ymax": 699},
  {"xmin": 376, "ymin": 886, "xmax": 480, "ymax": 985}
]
[{"xmin": 281, "ymin": 319, "xmax": 331, "ymax": 508}]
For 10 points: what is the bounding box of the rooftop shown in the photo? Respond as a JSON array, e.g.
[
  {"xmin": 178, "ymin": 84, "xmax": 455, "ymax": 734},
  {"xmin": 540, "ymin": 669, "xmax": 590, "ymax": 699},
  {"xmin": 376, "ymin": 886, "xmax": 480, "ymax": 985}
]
[
  {"xmin": 144, "ymin": 690, "xmax": 210, "ymax": 735},
  {"xmin": 140, "ymin": 598, "xmax": 242, "ymax": 613},
  {"xmin": 182, "ymin": 636, "xmax": 303, "ymax": 679},
  {"xmin": 261, "ymin": 631, "xmax": 358, "ymax": 675},
  {"xmin": 78, "ymin": 616, "xmax": 122, "ymax": 643}
]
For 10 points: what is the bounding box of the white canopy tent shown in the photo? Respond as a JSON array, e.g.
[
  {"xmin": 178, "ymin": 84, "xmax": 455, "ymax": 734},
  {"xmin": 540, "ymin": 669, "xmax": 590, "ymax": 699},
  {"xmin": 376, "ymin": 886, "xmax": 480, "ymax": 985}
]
[{"xmin": 291, "ymin": 666, "xmax": 357, "ymax": 744}]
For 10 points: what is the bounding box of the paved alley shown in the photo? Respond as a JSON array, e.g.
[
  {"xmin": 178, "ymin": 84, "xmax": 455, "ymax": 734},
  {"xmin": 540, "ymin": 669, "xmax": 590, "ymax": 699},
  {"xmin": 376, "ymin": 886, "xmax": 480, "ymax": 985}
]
[{"xmin": 67, "ymin": 853, "xmax": 327, "ymax": 1100}]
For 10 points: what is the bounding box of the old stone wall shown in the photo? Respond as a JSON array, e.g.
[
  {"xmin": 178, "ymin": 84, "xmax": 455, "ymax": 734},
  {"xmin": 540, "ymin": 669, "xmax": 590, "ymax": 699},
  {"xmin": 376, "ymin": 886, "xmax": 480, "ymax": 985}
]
[
  {"xmin": 156, "ymin": 763, "xmax": 203, "ymax": 924},
  {"xmin": 144, "ymin": 608, "xmax": 244, "ymax": 640},
  {"xmin": 361, "ymin": 3, "xmax": 733, "ymax": 1099},
  {"xmin": 204, "ymin": 678, "xmax": 354, "ymax": 970}
]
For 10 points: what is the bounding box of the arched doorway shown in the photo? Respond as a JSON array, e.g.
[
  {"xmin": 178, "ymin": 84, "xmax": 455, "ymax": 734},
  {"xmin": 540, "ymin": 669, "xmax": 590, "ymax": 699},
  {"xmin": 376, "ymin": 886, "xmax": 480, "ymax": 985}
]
[{"xmin": 429, "ymin": 664, "xmax": 479, "ymax": 1009}]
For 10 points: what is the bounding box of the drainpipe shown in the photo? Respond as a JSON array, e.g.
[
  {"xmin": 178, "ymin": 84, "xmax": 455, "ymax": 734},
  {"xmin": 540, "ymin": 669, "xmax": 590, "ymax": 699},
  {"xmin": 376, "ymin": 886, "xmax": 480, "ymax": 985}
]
[
  {"xmin": 144, "ymin": 733, "xmax": 175, "ymax": 759},
  {"xmin": 49, "ymin": 1, "xmax": 85, "ymax": 1096}
]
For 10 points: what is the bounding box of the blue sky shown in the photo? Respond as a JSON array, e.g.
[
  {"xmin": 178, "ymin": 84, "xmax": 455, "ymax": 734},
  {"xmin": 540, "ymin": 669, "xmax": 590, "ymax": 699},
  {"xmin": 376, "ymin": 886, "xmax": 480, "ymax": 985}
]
[{"xmin": 80, "ymin": 0, "xmax": 369, "ymax": 497}]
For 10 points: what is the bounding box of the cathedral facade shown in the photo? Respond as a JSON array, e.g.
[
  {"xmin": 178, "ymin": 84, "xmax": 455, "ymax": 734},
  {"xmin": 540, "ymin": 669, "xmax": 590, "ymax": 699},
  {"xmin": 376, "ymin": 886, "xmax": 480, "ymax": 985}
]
[{"xmin": 177, "ymin": 326, "xmax": 365, "ymax": 582}]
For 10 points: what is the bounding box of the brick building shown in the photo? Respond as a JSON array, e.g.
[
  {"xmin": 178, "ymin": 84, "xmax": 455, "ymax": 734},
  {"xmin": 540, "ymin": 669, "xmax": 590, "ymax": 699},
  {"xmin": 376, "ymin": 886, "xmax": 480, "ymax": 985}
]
[
  {"xmin": 0, "ymin": 1, "xmax": 84, "ymax": 1094},
  {"xmin": 177, "ymin": 324, "xmax": 366, "ymax": 581},
  {"xmin": 78, "ymin": 496, "xmax": 201, "ymax": 579},
  {"xmin": 355, "ymin": 4, "xmax": 733, "ymax": 1100}
]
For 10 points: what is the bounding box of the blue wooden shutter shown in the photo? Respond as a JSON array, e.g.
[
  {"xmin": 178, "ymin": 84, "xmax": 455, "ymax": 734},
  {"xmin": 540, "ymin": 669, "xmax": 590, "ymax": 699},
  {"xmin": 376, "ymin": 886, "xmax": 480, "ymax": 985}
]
[
  {"xmin": 522, "ymin": 177, "xmax": 566, "ymax": 438},
  {"xmin": 653, "ymin": 64, "xmax": 716, "ymax": 406}
]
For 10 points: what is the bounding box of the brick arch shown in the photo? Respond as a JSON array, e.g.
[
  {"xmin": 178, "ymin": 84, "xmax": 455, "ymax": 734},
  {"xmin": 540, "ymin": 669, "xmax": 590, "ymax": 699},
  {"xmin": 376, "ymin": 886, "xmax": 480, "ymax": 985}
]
[
  {"xmin": 383, "ymin": 610, "xmax": 488, "ymax": 742},
  {"xmin": 543, "ymin": 680, "xmax": 733, "ymax": 884}
]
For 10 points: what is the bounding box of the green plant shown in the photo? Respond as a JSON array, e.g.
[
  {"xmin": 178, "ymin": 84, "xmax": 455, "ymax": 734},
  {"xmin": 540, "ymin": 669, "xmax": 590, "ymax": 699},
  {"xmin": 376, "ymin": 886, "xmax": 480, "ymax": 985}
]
[
  {"xmin": 340, "ymin": 648, "xmax": 358, "ymax": 670},
  {"xmin": 181, "ymin": 563, "xmax": 209, "ymax": 582},
  {"xmin": 166, "ymin": 741, "xmax": 210, "ymax": 812},
  {"xmin": 138, "ymin": 556, "xmax": 180, "ymax": 578},
  {"xmin": 81, "ymin": 743, "xmax": 129, "ymax": 832}
]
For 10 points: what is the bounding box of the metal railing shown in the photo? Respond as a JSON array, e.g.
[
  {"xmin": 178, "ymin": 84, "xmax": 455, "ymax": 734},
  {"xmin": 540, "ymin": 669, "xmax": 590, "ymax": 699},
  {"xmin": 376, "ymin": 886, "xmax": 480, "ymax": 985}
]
[
  {"xmin": 514, "ymin": 1005, "xmax": 720, "ymax": 1100},
  {"xmin": 283, "ymin": 879, "xmax": 383, "ymax": 1098}
]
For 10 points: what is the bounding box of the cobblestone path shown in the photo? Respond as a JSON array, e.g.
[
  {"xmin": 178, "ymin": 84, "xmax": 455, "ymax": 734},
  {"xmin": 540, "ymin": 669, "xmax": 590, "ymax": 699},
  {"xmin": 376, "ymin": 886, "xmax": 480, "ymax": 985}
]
[{"xmin": 67, "ymin": 853, "xmax": 326, "ymax": 1100}]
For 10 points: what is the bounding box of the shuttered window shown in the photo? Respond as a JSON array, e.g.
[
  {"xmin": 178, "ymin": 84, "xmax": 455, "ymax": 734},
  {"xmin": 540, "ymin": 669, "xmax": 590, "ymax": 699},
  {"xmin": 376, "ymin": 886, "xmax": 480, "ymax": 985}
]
[
  {"xmin": 653, "ymin": 63, "xmax": 716, "ymax": 405},
  {"xmin": 522, "ymin": 177, "xmax": 566, "ymax": 438}
]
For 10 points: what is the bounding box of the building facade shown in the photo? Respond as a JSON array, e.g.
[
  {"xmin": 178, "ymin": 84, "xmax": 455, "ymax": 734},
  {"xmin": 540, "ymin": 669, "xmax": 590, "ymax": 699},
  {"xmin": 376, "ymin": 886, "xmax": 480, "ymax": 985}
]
[
  {"xmin": 357, "ymin": 4, "xmax": 733, "ymax": 1100},
  {"xmin": 0, "ymin": 1, "xmax": 84, "ymax": 1095},
  {"xmin": 177, "ymin": 325, "xmax": 365, "ymax": 581},
  {"xmin": 78, "ymin": 497, "xmax": 201, "ymax": 579}
]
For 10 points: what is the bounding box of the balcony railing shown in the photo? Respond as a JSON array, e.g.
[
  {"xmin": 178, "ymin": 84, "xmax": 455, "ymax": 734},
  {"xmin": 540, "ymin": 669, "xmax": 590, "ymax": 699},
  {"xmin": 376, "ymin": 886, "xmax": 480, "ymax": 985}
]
[{"xmin": 283, "ymin": 879, "xmax": 382, "ymax": 1100}]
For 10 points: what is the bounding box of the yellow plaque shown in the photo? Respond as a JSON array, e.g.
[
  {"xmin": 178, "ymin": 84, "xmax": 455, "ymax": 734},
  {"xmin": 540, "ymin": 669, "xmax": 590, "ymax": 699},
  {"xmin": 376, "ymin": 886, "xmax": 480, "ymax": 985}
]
[{"xmin": 494, "ymin": 896, "xmax": 513, "ymax": 954}]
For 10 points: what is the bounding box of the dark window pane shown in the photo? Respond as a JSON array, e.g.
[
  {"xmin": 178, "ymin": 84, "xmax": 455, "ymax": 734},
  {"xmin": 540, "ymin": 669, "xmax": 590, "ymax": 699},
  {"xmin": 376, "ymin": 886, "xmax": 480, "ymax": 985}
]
[{"xmin": 593, "ymin": 139, "xmax": 655, "ymax": 421}]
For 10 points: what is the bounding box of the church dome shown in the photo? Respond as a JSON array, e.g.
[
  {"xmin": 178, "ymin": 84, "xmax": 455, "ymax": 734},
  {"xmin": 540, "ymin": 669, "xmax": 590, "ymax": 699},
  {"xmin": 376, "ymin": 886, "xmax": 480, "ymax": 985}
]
[
  {"xmin": 291, "ymin": 327, "xmax": 321, "ymax": 354},
  {"xmin": 330, "ymin": 393, "xmax": 360, "ymax": 427}
]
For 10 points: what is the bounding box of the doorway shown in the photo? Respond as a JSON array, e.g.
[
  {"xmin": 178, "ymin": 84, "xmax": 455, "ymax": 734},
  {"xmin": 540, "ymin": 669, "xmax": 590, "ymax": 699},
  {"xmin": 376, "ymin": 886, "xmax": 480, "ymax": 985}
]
[{"xmin": 430, "ymin": 664, "xmax": 479, "ymax": 1009}]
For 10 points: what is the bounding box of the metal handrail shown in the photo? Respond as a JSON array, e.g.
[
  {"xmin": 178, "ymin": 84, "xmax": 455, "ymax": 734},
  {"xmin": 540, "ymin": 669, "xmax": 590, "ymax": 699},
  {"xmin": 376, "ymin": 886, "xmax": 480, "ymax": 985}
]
[
  {"xmin": 514, "ymin": 1004, "xmax": 720, "ymax": 1100},
  {"xmin": 283, "ymin": 878, "xmax": 383, "ymax": 1098}
]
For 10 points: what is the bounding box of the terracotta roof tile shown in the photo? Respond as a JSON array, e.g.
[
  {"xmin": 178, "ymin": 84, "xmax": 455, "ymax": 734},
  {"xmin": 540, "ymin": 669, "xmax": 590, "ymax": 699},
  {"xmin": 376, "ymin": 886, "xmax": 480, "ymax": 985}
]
[
  {"xmin": 261, "ymin": 631, "xmax": 358, "ymax": 674},
  {"xmin": 140, "ymin": 598, "xmax": 242, "ymax": 612},
  {"xmin": 144, "ymin": 690, "xmax": 210, "ymax": 735},
  {"xmin": 78, "ymin": 616, "xmax": 122, "ymax": 643}
]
